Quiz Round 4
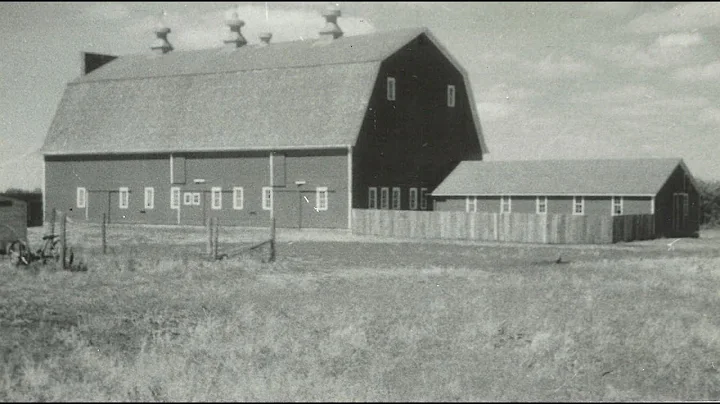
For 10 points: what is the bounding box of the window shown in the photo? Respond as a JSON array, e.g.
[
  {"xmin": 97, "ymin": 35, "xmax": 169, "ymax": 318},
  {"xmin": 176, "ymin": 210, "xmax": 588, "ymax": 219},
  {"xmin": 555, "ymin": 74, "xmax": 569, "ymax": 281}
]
[
  {"xmin": 262, "ymin": 187, "xmax": 273, "ymax": 210},
  {"xmin": 316, "ymin": 187, "xmax": 328, "ymax": 211},
  {"xmin": 420, "ymin": 188, "xmax": 428, "ymax": 210},
  {"xmin": 380, "ymin": 187, "xmax": 389, "ymax": 210},
  {"xmin": 211, "ymin": 187, "xmax": 222, "ymax": 210},
  {"xmin": 144, "ymin": 187, "xmax": 154, "ymax": 209},
  {"xmin": 171, "ymin": 187, "xmax": 180, "ymax": 209},
  {"xmin": 192, "ymin": 192, "xmax": 201, "ymax": 206},
  {"xmin": 119, "ymin": 187, "xmax": 129, "ymax": 209},
  {"xmin": 650, "ymin": 196, "xmax": 655, "ymax": 215},
  {"xmin": 447, "ymin": 85, "xmax": 456, "ymax": 107},
  {"xmin": 466, "ymin": 196, "xmax": 477, "ymax": 212},
  {"xmin": 183, "ymin": 192, "xmax": 193, "ymax": 206},
  {"xmin": 387, "ymin": 77, "xmax": 396, "ymax": 101},
  {"xmin": 392, "ymin": 187, "xmax": 401, "ymax": 210},
  {"xmin": 500, "ymin": 195, "xmax": 511, "ymax": 213},
  {"xmin": 233, "ymin": 187, "xmax": 244, "ymax": 210},
  {"xmin": 612, "ymin": 196, "xmax": 623, "ymax": 216},
  {"xmin": 368, "ymin": 187, "xmax": 377, "ymax": 209},
  {"xmin": 573, "ymin": 196, "xmax": 584, "ymax": 215},
  {"xmin": 536, "ymin": 196, "xmax": 547, "ymax": 214},
  {"xmin": 409, "ymin": 188, "xmax": 418, "ymax": 210},
  {"xmin": 76, "ymin": 187, "xmax": 87, "ymax": 208}
]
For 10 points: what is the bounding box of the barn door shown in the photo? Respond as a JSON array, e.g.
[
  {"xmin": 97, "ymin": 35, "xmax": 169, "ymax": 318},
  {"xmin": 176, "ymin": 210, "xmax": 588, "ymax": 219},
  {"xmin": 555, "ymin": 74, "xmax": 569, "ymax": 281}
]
[{"xmin": 672, "ymin": 192, "xmax": 689, "ymax": 232}]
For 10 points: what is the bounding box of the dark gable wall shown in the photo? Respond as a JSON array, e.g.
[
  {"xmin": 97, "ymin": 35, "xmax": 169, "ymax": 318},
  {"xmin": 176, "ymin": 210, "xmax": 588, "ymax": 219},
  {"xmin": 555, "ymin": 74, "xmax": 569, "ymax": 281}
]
[
  {"xmin": 655, "ymin": 164, "xmax": 700, "ymax": 237},
  {"xmin": 353, "ymin": 33, "xmax": 483, "ymax": 210}
]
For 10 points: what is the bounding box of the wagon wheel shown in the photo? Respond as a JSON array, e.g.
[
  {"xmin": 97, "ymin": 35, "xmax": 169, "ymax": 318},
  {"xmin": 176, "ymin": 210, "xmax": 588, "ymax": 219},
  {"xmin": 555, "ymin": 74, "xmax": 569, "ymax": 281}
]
[{"xmin": 7, "ymin": 240, "xmax": 30, "ymax": 266}]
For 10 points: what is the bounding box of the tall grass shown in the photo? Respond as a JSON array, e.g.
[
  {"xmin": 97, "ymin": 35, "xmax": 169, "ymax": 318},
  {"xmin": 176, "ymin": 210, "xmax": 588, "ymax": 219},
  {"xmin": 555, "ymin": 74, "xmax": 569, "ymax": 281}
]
[{"xmin": 1, "ymin": 241, "xmax": 720, "ymax": 401}]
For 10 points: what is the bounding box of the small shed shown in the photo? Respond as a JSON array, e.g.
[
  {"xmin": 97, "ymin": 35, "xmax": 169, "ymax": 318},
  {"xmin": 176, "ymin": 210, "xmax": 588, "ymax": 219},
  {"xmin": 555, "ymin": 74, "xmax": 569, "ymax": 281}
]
[
  {"xmin": 0, "ymin": 195, "xmax": 27, "ymax": 253},
  {"xmin": 431, "ymin": 158, "xmax": 700, "ymax": 238}
]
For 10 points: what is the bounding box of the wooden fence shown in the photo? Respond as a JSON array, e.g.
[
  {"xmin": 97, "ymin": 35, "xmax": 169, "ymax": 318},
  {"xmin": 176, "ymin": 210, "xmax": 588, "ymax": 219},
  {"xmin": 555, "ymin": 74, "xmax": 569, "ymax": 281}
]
[{"xmin": 351, "ymin": 210, "xmax": 655, "ymax": 244}]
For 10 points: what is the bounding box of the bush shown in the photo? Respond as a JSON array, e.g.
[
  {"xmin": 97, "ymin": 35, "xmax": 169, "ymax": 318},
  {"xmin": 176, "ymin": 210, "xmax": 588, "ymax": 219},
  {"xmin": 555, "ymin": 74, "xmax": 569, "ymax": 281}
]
[{"xmin": 697, "ymin": 178, "xmax": 720, "ymax": 228}]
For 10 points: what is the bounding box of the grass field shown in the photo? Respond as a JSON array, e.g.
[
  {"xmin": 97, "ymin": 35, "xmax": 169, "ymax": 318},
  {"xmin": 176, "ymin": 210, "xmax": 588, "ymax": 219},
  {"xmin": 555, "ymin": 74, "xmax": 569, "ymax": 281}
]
[{"xmin": 1, "ymin": 222, "xmax": 720, "ymax": 401}]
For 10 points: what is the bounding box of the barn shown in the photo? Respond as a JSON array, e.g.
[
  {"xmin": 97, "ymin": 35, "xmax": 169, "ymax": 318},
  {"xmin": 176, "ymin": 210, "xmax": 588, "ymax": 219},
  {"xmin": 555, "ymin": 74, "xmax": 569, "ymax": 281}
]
[
  {"xmin": 0, "ymin": 195, "xmax": 27, "ymax": 253},
  {"xmin": 41, "ymin": 5, "xmax": 487, "ymax": 229},
  {"xmin": 431, "ymin": 158, "xmax": 700, "ymax": 237}
]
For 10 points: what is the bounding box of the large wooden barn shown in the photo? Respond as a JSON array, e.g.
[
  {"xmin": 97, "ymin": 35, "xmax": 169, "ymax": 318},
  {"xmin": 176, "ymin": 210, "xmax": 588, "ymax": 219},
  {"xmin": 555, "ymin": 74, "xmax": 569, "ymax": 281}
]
[
  {"xmin": 41, "ymin": 6, "xmax": 487, "ymax": 228},
  {"xmin": 431, "ymin": 158, "xmax": 700, "ymax": 237}
]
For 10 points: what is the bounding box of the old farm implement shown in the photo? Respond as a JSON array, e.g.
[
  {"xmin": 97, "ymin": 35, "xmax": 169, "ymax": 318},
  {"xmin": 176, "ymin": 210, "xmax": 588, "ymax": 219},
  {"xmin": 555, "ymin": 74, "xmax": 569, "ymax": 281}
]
[
  {"xmin": 5, "ymin": 210, "xmax": 81, "ymax": 270},
  {"xmin": 207, "ymin": 217, "xmax": 276, "ymax": 263}
]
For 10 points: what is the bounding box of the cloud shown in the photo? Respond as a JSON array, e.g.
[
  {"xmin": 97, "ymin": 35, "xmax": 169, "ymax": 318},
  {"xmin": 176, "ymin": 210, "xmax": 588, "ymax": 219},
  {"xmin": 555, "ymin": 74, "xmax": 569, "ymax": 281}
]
[
  {"xmin": 699, "ymin": 107, "xmax": 720, "ymax": 125},
  {"xmin": 532, "ymin": 54, "xmax": 595, "ymax": 77},
  {"xmin": 126, "ymin": 4, "xmax": 375, "ymax": 51},
  {"xmin": 654, "ymin": 31, "xmax": 704, "ymax": 47},
  {"xmin": 586, "ymin": 2, "xmax": 641, "ymax": 16},
  {"xmin": 626, "ymin": 2, "xmax": 720, "ymax": 33},
  {"xmin": 594, "ymin": 33, "xmax": 706, "ymax": 69},
  {"xmin": 82, "ymin": 2, "xmax": 131, "ymax": 20},
  {"xmin": 481, "ymin": 83, "xmax": 539, "ymax": 101},
  {"xmin": 673, "ymin": 61, "xmax": 720, "ymax": 81},
  {"xmin": 476, "ymin": 102, "xmax": 515, "ymax": 122}
]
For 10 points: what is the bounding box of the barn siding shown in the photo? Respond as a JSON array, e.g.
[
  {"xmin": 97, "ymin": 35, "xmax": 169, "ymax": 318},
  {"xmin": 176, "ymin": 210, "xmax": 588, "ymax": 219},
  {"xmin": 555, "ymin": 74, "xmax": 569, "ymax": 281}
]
[
  {"xmin": 0, "ymin": 197, "xmax": 27, "ymax": 250},
  {"xmin": 655, "ymin": 164, "xmax": 699, "ymax": 237},
  {"xmin": 354, "ymin": 33, "xmax": 483, "ymax": 211}
]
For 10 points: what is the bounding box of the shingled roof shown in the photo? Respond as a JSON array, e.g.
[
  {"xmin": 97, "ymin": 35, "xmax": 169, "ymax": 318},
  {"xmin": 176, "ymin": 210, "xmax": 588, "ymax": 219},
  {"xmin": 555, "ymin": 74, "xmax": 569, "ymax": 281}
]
[
  {"xmin": 42, "ymin": 27, "xmax": 488, "ymax": 155},
  {"xmin": 432, "ymin": 158, "xmax": 695, "ymax": 197}
]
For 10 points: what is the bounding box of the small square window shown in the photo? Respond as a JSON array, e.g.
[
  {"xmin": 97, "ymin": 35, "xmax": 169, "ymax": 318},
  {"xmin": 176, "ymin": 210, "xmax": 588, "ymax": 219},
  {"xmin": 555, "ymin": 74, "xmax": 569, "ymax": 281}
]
[
  {"xmin": 536, "ymin": 196, "xmax": 547, "ymax": 214},
  {"xmin": 144, "ymin": 187, "xmax": 154, "ymax": 209},
  {"xmin": 391, "ymin": 187, "xmax": 401, "ymax": 210},
  {"xmin": 368, "ymin": 187, "xmax": 377, "ymax": 209},
  {"xmin": 171, "ymin": 187, "xmax": 180, "ymax": 209},
  {"xmin": 612, "ymin": 196, "xmax": 623, "ymax": 216},
  {"xmin": 76, "ymin": 187, "xmax": 87, "ymax": 209},
  {"xmin": 192, "ymin": 192, "xmax": 201, "ymax": 206},
  {"xmin": 233, "ymin": 187, "xmax": 244, "ymax": 210},
  {"xmin": 387, "ymin": 77, "xmax": 396, "ymax": 101},
  {"xmin": 183, "ymin": 192, "xmax": 192, "ymax": 206},
  {"xmin": 500, "ymin": 195, "xmax": 511, "ymax": 213},
  {"xmin": 466, "ymin": 196, "xmax": 477, "ymax": 213},
  {"xmin": 211, "ymin": 187, "xmax": 222, "ymax": 210},
  {"xmin": 119, "ymin": 187, "xmax": 129, "ymax": 209},
  {"xmin": 380, "ymin": 187, "xmax": 389, "ymax": 210},
  {"xmin": 316, "ymin": 187, "xmax": 328, "ymax": 211},
  {"xmin": 262, "ymin": 187, "xmax": 273, "ymax": 210},
  {"xmin": 447, "ymin": 85, "xmax": 456, "ymax": 107},
  {"xmin": 409, "ymin": 188, "xmax": 418, "ymax": 210},
  {"xmin": 573, "ymin": 196, "xmax": 584, "ymax": 215}
]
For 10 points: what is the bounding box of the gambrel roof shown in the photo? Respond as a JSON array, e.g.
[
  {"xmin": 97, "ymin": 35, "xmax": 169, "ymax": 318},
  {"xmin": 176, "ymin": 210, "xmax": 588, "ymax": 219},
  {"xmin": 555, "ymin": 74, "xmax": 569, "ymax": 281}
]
[
  {"xmin": 42, "ymin": 27, "xmax": 488, "ymax": 156},
  {"xmin": 432, "ymin": 158, "xmax": 696, "ymax": 197}
]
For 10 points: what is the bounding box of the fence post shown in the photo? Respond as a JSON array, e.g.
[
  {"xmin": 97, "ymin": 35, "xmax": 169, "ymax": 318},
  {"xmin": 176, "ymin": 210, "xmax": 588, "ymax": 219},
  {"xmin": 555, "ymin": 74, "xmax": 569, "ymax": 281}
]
[
  {"xmin": 213, "ymin": 217, "xmax": 219, "ymax": 261},
  {"xmin": 49, "ymin": 208, "xmax": 56, "ymax": 236},
  {"xmin": 268, "ymin": 217, "xmax": 276, "ymax": 263},
  {"xmin": 102, "ymin": 213, "xmax": 107, "ymax": 254},
  {"xmin": 206, "ymin": 217, "xmax": 213, "ymax": 259},
  {"xmin": 59, "ymin": 211, "xmax": 66, "ymax": 269}
]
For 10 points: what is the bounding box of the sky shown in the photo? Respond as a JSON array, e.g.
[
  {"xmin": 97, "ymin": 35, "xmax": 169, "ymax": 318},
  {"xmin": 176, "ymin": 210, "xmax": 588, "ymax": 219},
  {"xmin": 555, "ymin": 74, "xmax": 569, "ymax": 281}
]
[{"xmin": 1, "ymin": 1, "xmax": 720, "ymax": 191}]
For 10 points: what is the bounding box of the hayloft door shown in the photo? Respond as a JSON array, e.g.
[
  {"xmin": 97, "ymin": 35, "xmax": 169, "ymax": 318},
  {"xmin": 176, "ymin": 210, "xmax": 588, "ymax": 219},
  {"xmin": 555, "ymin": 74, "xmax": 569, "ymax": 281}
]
[{"xmin": 672, "ymin": 192, "xmax": 689, "ymax": 233}]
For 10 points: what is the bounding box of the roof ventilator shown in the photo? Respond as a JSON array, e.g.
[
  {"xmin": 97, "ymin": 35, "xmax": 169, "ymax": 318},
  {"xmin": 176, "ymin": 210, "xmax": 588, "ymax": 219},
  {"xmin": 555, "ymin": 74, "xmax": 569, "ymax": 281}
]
[
  {"xmin": 223, "ymin": 11, "xmax": 247, "ymax": 49},
  {"xmin": 318, "ymin": 4, "xmax": 343, "ymax": 42},
  {"xmin": 150, "ymin": 20, "xmax": 173, "ymax": 55}
]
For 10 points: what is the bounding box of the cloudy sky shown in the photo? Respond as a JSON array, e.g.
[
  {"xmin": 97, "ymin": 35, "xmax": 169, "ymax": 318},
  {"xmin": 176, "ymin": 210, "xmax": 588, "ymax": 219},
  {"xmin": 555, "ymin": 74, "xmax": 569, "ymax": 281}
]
[{"xmin": 1, "ymin": 1, "xmax": 719, "ymax": 191}]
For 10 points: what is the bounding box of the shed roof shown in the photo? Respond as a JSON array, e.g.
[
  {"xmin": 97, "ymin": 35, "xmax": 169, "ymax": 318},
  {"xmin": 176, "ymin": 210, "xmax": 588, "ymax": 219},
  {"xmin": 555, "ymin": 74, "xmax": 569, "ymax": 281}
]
[
  {"xmin": 432, "ymin": 158, "xmax": 694, "ymax": 197},
  {"xmin": 42, "ymin": 27, "xmax": 488, "ymax": 156}
]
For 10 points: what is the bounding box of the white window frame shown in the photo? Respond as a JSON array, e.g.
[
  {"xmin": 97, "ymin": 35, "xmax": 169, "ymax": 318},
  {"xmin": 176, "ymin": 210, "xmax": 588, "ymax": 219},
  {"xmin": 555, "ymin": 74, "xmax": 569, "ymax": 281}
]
[
  {"xmin": 447, "ymin": 84, "xmax": 456, "ymax": 107},
  {"xmin": 171, "ymin": 187, "xmax": 180, "ymax": 209},
  {"xmin": 392, "ymin": 187, "xmax": 401, "ymax": 210},
  {"xmin": 233, "ymin": 187, "xmax": 244, "ymax": 210},
  {"xmin": 465, "ymin": 196, "xmax": 477, "ymax": 212},
  {"xmin": 420, "ymin": 188, "xmax": 428, "ymax": 210},
  {"xmin": 192, "ymin": 192, "xmax": 201, "ymax": 206},
  {"xmin": 409, "ymin": 188, "xmax": 418, "ymax": 210},
  {"xmin": 118, "ymin": 187, "xmax": 129, "ymax": 209},
  {"xmin": 500, "ymin": 195, "xmax": 511, "ymax": 214},
  {"xmin": 368, "ymin": 187, "xmax": 377, "ymax": 209},
  {"xmin": 573, "ymin": 196, "xmax": 584, "ymax": 215},
  {"xmin": 387, "ymin": 77, "xmax": 396, "ymax": 101},
  {"xmin": 144, "ymin": 187, "xmax": 154, "ymax": 209},
  {"xmin": 316, "ymin": 187, "xmax": 328, "ymax": 211},
  {"xmin": 536, "ymin": 196, "xmax": 547, "ymax": 214},
  {"xmin": 611, "ymin": 196, "xmax": 623, "ymax": 216},
  {"xmin": 183, "ymin": 192, "xmax": 193, "ymax": 206},
  {"xmin": 211, "ymin": 187, "xmax": 222, "ymax": 210},
  {"xmin": 262, "ymin": 187, "xmax": 273, "ymax": 211},
  {"xmin": 76, "ymin": 187, "xmax": 87, "ymax": 209},
  {"xmin": 650, "ymin": 196, "xmax": 655, "ymax": 215},
  {"xmin": 380, "ymin": 187, "xmax": 390, "ymax": 210}
]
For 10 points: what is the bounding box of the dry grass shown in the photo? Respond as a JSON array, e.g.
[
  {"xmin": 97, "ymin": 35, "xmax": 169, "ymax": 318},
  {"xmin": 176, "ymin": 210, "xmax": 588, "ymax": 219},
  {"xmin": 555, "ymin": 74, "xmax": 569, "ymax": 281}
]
[{"xmin": 1, "ymin": 224, "xmax": 719, "ymax": 401}]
